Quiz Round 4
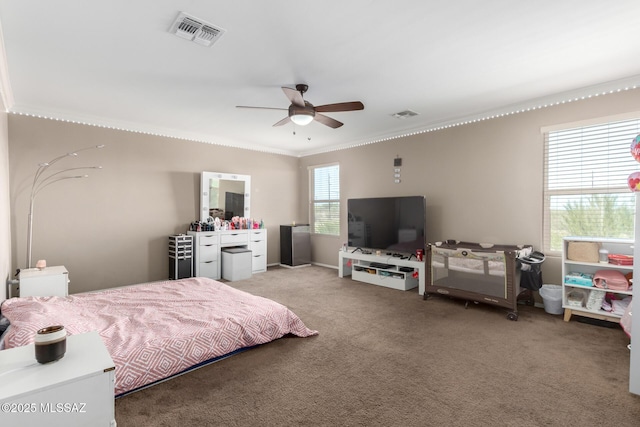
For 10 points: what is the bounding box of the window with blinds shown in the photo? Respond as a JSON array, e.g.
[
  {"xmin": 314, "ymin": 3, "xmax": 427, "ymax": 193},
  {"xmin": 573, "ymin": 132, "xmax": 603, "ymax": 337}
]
[
  {"xmin": 543, "ymin": 118, "xmax": 640, "ymax": 253},
  {"xmin": 310, "ymin": 163, "xmax": 340, "ymax": 236}
]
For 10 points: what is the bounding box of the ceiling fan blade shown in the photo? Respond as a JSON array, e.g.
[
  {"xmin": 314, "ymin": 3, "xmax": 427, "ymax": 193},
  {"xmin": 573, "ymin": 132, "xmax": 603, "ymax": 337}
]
[
  {"xmin": 273, "ymin": 116, "xmax": 291, "ymax": 127},
  {"xmin": 282, "ymin": 87, "xmax": 305, "ymax": 107},
  {"xmin": 315, "ymin": 113, "xmax": 343, "ymax": 129},
  {"xmin": 236, "ymin": 105, "xmax": 287, "ymax": 111},
  {"xmin": 315, "ymin": 101, "xmax": 364, "ymax": 113}
]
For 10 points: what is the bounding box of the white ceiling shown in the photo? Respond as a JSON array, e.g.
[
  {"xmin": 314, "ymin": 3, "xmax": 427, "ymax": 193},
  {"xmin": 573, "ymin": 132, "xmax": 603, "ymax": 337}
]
[{"xmin": 1, "ymin": 1, "xmax": 640, "ymax": 157}]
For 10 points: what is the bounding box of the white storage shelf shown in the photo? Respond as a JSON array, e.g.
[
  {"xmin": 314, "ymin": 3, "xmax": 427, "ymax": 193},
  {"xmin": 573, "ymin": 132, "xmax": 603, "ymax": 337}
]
[
  {"xmin": 338, "ymin": 249, "xmax": 425, "ymax": 293},
  {"xmin": 351, "ymin": 260, "xmax": 418, "ymax": 291},
  {"xmin": 562, "ymin": 237, "xmax": 633, "ymax": 323}
]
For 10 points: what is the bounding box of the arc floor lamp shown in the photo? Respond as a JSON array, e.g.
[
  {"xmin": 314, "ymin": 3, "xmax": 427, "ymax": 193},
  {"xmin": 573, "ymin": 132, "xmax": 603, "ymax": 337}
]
[{"xmin": 26, "ymin": 144, "xmax": 105, "ymax": 269}]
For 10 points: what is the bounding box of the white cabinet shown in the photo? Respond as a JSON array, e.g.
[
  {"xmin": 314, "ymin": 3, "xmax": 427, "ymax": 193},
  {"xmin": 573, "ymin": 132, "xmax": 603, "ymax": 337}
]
[
  {"xmin": 338, "ymin": 249, "xmax": 424, "ymax": 292},
  {"xmin": 19, "ymin": 265, "xmax": 69, "ymax": 297},
  {"xmin": 189, "ymin": 229, "xmax": 268, "ymax": 279},
  {"xmin": 351, "ymin": 262, "xmax": 418, "ymax": 291},
  {"xmin": 562, "ymin": 237, "xmax": 633, "ymax": 323},
  {"xmin": 189, "ymin": 231, "xmax": 220, "ymax": 280},
  {"xmin": 0, "ymin": 331, "xmax": 116, "ymax": 427},
  {"xmin": 249, "ymin": 229, "xmax": 268, "ymax": 273}
]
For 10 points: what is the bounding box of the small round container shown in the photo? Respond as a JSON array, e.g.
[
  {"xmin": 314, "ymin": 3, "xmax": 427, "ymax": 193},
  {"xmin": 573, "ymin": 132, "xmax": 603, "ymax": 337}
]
[
  {"xmin": 35, "ymin": 325, "xmax": 67, "ymax": 364},
  {"xmin": 599, "ymin": 248, "xmax": 609, "ymax": 263}
]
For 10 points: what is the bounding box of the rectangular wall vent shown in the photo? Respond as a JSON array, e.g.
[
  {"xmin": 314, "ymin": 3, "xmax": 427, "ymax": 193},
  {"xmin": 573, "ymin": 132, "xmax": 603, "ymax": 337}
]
[
  {"xmin": 194, "ymin": 25, "xmax": 222, "ymax": 46},
  {"xmin": 175, "ymin": 17, "xmax": 200, "ymax": 40},
  {"xmin": 170, "ymin": 12, "xmax": 225, "ymax": 47},
  {"xmin": 391, "ymin": 109, "xmax": 419, "ymax": 119}
]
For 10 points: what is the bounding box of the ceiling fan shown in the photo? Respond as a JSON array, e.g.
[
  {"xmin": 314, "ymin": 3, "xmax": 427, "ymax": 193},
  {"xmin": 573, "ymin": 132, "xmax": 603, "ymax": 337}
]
[{"xmin": 236, "ymin": 84, "xmax": 364, "ymax": 129}]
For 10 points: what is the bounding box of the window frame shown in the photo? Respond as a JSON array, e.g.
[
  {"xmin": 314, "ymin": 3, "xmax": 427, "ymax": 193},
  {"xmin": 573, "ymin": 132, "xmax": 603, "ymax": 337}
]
[
  {"xmin": 309, "ymin": 162, "xmax": 340, "ymax": 236},
  {"xmin": 542, "ymin": 116, "xmax": 640, "ymax": 255}
]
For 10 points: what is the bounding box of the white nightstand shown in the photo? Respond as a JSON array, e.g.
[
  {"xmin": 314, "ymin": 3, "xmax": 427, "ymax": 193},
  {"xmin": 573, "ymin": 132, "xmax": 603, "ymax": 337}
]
[
  {"xmin": 19, "ymin": 265, "xmax": 69, "ymax": 297},
  {"xmin": 0, "ymin": 331, "xmax": 116, "ymax": 427}
]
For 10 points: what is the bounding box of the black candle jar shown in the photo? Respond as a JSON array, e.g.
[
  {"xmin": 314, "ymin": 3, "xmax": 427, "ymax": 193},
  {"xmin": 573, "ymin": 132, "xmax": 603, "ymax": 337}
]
[{"xmin": 35, "ymin": 325, "xmax": 67, "ymax": 364}]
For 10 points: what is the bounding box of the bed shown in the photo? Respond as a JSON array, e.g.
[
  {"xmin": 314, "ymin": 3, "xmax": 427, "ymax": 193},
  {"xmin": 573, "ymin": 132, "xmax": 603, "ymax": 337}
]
[{"xmin": 0, "ymin": 277, "xmax": 318, "ymax": 396}]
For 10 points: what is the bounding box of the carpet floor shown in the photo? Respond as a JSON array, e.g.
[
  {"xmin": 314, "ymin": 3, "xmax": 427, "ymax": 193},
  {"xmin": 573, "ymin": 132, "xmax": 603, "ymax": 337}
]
[{"xmin": 114, "ymin": 265, "xmax": 639, "ymax": 426}]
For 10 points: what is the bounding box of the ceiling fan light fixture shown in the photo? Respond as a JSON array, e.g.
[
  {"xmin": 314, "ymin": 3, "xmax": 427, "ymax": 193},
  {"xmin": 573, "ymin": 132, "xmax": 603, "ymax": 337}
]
[
  {"xmin": 238, "ymin": 84, "xmax": 362, "ymax": 129},
  {"xmin": 291, "ymin": 113, "xmax": 314, "ymax": 126},
  {"xmin": 289, "ymin": 102, "xmax": 315, "ymax": 126}
]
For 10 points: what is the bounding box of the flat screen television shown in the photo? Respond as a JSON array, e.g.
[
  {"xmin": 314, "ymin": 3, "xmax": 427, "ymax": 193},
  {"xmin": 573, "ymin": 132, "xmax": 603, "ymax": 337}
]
[{"xmin": 347, "ymin": 196, "xmax": 425, "ymax": 253}]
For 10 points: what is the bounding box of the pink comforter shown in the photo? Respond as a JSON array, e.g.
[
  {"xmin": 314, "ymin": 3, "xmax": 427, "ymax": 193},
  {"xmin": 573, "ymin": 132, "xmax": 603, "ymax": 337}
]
[{"xmin": 1, "ymin": 277, "xmax": 318, "ymax": 395}]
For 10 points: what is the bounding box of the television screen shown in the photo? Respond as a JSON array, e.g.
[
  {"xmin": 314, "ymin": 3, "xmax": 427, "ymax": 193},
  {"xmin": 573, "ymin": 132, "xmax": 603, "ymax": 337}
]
[{"xmin": 347, "ymin": 196, "xmax": 425, "ymax": 253}]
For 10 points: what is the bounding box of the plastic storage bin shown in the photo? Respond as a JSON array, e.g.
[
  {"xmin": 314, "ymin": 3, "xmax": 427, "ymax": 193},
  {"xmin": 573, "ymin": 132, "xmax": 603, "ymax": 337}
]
[
  {"xmin": 566, "ymin": 289, "xmax": 587, "ymax": 308},
  {"xmin": 539, "ymin": 284, "xmax": 563, "ymax": 315}
]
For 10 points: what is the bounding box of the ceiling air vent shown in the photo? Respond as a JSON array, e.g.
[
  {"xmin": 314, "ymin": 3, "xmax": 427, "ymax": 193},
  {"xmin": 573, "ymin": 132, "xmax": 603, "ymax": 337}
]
[
  {"xmin": 391, "ymin": 109, "xmax": 419, "ymax": 119},
  {"xmin": 169, "ymin": 12, "xmax": 225, "ymax": 47}
]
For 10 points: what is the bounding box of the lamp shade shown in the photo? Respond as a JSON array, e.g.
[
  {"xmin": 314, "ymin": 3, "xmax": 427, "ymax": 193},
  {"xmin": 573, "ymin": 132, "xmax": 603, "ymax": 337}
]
[
  {"xmin": 288, "ymin": 102, "xmax": 315, "ymax": 126},
  {"xmin": 291, "ymin": 113, "xmax": 314, "ymax": 126}
]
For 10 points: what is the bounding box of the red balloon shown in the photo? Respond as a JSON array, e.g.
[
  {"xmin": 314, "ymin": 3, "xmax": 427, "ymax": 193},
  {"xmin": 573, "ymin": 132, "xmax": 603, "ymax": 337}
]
[{"xmin": 628, "ymin": 171, "xmax": 640, "ymax": 192}]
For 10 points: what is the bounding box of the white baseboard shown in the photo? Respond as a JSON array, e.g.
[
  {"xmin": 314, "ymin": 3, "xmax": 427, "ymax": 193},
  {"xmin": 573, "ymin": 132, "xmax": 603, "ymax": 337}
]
[
  {"xmin": 311, "ymin": 262, "xmax": 337, "ymax": 270},
  {"xmin": 267, "ymin": 262, "xmax": 338, "ymax": 270},
  {"xmin": 278, "ymin": 263, "xmax": 311, "ymax": 269}
]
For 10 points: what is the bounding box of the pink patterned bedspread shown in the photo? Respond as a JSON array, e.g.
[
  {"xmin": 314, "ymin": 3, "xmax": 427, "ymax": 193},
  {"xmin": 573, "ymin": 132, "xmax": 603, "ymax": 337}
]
[{"xmin": 1, "ymin": 277, "xmax": 318, "ymax": 395}]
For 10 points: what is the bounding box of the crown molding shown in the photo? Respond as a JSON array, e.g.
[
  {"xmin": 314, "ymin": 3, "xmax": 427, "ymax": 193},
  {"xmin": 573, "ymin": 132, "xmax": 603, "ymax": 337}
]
[{"xmin": 297, "ymin": 76, "xmax": 640, "ymax": 157}]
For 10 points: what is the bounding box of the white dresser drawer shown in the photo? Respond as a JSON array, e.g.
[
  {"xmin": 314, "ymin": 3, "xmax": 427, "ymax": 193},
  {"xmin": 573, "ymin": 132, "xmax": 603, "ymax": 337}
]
[
  {"xmin": 252, "ymin": 254, "xmax": 267, "ymax": 273},
  {"xmin": 249, "ymin": 229, "xmax": 267, "ymax": 274},
  {"xmin": 199, "ymin": 234, "xmax": 218, "ymax": 246},
  {"xmin": 220, "ymin": 232, "xmax": 249, "ymax": 245},
  {"xmin": 250, "ymin": 242, "xmax": 266, "ymax": 256},
  {"xmin": 199, "ymin": 244, "xmax": 218, "ymax": 262},
  {"xmin": 250, "ymin": 229, "xmax": 267, "ymax": 241},
  {"xmin": 199, "ymin": 260, "xmax": 218, "ymax": 278}
]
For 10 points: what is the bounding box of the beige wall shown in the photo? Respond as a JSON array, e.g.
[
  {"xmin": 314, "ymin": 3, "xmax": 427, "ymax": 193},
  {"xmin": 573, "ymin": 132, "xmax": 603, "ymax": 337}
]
[
  {"xmin": 5, "ymin": 89, "xmax": 640, "ymax": 295},
  {"xmin": 299, "ymin": 89, "xmax": 640, "ymax": 286},
  {"xmin": 0, "ymin": 97, "xmax": 9, "ymax": 300},
  {"xmin": 8, "ymin": 115, "xmax": 299, "ymax": 293}
]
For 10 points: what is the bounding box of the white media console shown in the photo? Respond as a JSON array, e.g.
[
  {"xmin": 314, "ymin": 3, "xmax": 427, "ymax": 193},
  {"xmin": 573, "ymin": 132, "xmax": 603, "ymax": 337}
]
[{"xmin": 338, "ymin": 249, "xmax": 426, "ymax": 293}]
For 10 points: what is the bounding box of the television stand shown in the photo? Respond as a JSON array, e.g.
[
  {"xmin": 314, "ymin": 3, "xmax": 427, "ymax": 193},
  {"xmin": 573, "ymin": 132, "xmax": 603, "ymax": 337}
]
[{"xmin": 338, "ymin": 249, "xmax": 425, "ymax": 292}]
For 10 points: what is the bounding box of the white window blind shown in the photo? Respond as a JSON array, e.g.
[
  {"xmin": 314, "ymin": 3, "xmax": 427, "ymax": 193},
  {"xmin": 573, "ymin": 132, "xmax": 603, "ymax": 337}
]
[
  {"xmin": 310, "ymin": 163, "xmax": 340, "ymax": 236},
  {"xmin": 543, "ymin": 118, "xmax": 640, "ymax": 253}
]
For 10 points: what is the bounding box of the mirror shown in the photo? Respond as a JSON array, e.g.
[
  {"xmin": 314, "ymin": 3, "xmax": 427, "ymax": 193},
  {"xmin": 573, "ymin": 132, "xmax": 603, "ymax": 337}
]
[{"xmin": 200, "ymin": 172, "xmax": 251, "ymax": 222}]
